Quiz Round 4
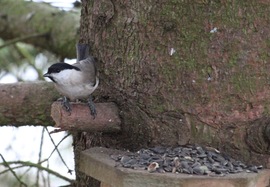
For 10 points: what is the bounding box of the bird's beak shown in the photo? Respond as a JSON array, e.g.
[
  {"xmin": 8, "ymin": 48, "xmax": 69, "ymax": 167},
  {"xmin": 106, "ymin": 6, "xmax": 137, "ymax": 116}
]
[{"xmin": 43, "ymin": 73, "xmax": 55, "ymax": 82}]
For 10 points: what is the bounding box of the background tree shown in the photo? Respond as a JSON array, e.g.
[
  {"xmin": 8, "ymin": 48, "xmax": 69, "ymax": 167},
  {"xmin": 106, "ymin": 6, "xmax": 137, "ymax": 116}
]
[{"xmin": 0, "ymin": 0, "xmax": 270, "ymax": 186}]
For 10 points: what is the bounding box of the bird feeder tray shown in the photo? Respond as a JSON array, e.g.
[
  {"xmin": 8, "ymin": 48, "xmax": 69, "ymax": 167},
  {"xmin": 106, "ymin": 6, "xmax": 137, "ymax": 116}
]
[{"xmin": 79, "ymin": 147, "xmax": 270, "ymax": 187}]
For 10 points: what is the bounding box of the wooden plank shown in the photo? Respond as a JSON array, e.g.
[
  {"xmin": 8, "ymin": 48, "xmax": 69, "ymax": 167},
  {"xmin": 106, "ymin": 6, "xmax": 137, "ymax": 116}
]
[{"xmin": 79, "ymin": 147, "xmax": 270, "ymax": 187}]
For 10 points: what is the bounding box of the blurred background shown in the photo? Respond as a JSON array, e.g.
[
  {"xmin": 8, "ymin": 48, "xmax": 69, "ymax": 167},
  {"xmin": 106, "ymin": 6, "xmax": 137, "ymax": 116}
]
[{"xmin": 0, "ymin": 0, "xmax": 80, "ymax": 186}]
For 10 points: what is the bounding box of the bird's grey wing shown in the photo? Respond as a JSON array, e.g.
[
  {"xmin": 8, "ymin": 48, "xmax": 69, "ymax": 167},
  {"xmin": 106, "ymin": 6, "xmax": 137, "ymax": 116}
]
[{"xmin": 73, "ymin": 57, "xmax": 97, "ymax": 85}]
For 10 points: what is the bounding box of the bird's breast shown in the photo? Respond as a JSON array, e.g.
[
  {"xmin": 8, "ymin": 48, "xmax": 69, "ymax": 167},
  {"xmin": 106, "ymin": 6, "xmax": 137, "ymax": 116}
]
[
  {"xmin": 55, "ymin": 83, "xmax": 96, "ymax": 101},
  {"xmin": 53, "ymin": 69, "xmax": 97, "ymax": 100}
]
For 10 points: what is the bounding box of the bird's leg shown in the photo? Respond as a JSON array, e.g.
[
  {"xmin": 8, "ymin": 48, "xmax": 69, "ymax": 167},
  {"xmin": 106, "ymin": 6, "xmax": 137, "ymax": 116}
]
[
  {"xmin": 87, "ymin": 95, "xmax": 97, "ymax": 119},
  {"xmin": 61, "ymin": 96, "xmax": 72, "ymax": 115}
]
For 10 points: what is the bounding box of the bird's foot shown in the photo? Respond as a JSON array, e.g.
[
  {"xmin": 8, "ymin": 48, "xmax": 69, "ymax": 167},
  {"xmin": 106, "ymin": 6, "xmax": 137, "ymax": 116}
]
[
  {"xmin": 61, "ymin": 97, "xmax": 72, "ymax": 115},
  {"xmin": 87, "ymin": 96, "xmax": 97, "ymax": 119}
]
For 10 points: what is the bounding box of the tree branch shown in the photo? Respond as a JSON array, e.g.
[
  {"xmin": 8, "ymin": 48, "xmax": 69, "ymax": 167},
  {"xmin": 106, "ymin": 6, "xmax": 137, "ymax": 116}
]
[
  {"xmin": 0, "ymin": 81, "xmax": 60, "ymax": 126},
  {"xmin": 0, "ymin": 159, "xmax": 74, "ymax": 183},
  {"xmin": 0, "ymin": 154, "xmax": 27, "ymax": 187},
  {"xmin": 0, "ymin": 0, "xmax": 80, "ymax": 58},
  {"xmin": 0, "ymin": 33, "xmax": 48, "ymax": 49},
  {"xmin": 0, "ymin": 82, "xmax": 121, "ymax": 133}
]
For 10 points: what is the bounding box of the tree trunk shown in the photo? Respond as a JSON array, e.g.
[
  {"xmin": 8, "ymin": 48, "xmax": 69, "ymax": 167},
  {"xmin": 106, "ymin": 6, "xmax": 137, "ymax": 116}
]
[{"xmin": 74, "ymin": 0, "xmax": 270, "ymax": 186}]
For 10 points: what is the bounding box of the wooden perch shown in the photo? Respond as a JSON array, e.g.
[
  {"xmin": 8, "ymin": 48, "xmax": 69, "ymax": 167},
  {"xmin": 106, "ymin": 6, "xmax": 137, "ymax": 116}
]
[{"xmin": 51, "ymin": 102, "xmax": 121, "ymax": 133}]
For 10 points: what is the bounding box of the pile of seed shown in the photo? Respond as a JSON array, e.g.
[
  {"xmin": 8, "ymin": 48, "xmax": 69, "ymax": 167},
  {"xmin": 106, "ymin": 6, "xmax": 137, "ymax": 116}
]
[{"xmin": 110, "ymin": 145, "xmax": 262, "ymax": 176}]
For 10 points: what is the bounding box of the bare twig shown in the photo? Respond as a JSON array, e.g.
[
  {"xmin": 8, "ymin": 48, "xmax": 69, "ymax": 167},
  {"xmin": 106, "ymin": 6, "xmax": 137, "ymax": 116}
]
[
  {"xmin": 36, "ymin": 127, "xmax": 46, "ymax": 186},
  {"xmin": 46, "ymin": 133, "xmax": 71, "ymax": 160},
  {"xmin": 45, "ymin": 161, "xmax": 51, "ymax": 187},
  {"xmin": 0, "ymin": 33, "xmax": 48, "ymax": 50},
  {"xmin": 13, "ymin": 43, "xmax": 46, "ymax": 80},
  {"xmin": 0, "ymin": 165, "xmax": 26, "ymax": 175},
  {"xmin": 0, "ymin": 154, "xmax": 27, "ymax": 187},
  {"xmin": 0, "ymin": 160, "xmax": 73, "ymax": 183},
  {"xmin": 45, "ymin": 127, "xmax": 73, "ymax": 174}
]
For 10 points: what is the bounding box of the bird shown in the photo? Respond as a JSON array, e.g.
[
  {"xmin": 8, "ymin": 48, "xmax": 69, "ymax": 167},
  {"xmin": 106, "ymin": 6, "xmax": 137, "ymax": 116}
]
[{"xmin": 43, "ymin": 44, "xmax": 99, "ymax": 118}]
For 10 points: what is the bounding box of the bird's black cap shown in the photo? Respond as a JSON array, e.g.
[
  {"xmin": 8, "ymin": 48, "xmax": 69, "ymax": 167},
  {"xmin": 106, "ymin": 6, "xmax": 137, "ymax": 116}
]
[{"xmin": 43, "ymin": 63, "xmax": 81, "ymax": 82}]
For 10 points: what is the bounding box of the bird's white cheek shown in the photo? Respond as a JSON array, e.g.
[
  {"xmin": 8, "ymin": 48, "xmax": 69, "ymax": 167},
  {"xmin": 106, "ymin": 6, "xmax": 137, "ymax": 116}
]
[{"xmin": 53, "ymin": 70, "xmax": 74, "ymax": 85}]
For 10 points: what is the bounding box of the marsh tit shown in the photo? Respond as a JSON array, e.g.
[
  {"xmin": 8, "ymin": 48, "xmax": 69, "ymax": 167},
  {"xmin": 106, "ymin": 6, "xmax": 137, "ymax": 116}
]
[{"xmin": 43, "ymin": 44, "xmax": 99, "ymax": 117}]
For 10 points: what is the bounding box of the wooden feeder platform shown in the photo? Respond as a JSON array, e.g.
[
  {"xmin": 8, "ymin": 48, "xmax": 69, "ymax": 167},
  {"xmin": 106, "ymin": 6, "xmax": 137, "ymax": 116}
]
[{"xmin": 79, "ymin": 147, "xmax": 270, "ymax": 187}]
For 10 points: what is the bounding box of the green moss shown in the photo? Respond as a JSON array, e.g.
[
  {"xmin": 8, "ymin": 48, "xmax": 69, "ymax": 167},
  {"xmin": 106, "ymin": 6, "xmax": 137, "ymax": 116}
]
[
  {"xmin": 152, "ymin": 103, "xmax": 167, "ymax": 113},
  {"xmin": 263, "ymin": 105, "xmax": 270, "ymax": 116},
  {"xmin": 266, "ymin": 38, "xmax": 270, "ymax": 48},
  {"xmin": 230, "ymin": 72, "xmax": 256, "ymax": 93},
  {"xmin": 190, "ymin": 121, "xmax": 198, "ymax": 139},
  {"xmin": 190, "ymin": 120, "xmax": 217, "ymax": 145},
  {"xmin": 259, "ymin": 51, "xmax": 270, "ymax": 63}
]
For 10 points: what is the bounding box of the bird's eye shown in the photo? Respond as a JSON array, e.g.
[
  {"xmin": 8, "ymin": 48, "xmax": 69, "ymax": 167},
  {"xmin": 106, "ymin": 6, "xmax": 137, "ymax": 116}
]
[{"xmin": 56, "ymin": 69, "xmax": 61, "ymax": 73}]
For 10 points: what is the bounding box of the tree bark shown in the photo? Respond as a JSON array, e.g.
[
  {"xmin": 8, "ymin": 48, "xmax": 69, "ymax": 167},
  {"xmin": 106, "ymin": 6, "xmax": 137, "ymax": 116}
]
[
  {"xmin": 51, "ymin": 102, "xmax": 121, "ymax": 132},
  {"xmin": 74, "ymin": 0, "xmax": 270, "ymax": 186},
  {"xmin": 0, "ymin": 82, "xmax": 59, "ymax": 126},
  {"xmin": 0, "ymin": 0, "xmax": 80, "ymax": 58}
]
